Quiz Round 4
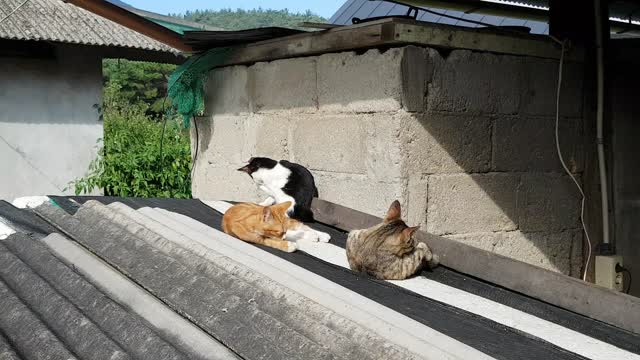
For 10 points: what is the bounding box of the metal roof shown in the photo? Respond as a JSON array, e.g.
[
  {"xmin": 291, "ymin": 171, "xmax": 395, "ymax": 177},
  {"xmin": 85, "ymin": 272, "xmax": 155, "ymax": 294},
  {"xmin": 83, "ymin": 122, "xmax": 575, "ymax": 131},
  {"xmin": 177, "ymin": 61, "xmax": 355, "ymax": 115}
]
[
  {"xmin": 329, "ymin": 0, "xmax": 550, "ymax": 33},
  {"xmin": 105, "ymin": 0, "xmax": 224, "ymax": 34},
  {"xmin": 0, "ymin": 0, "xmax": 180, "ymax": 54},
  {"xmin": 1, "ymin": 195, "xmax": 638, "ymax": 359}
]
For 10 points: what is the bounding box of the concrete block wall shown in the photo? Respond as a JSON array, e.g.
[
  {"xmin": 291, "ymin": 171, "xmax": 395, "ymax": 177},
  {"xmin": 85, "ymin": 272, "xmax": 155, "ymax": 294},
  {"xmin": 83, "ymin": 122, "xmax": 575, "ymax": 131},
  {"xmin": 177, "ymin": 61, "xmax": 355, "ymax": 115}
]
[{"xmin": 192, "ymin": 46, "xmax": 587, "ymax": 277}]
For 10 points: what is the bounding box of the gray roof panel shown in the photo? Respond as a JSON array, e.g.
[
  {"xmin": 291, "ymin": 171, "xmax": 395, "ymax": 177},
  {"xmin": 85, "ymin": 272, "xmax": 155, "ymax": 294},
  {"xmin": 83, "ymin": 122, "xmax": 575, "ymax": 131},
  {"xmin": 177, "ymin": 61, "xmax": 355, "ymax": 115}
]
[
  {"xmin": 0, "ymin": 0, "xmax": 179, "ymax": 53},
  {"xmin": 2, "ymin": 195, "xmax": 639, "ymax": 359}
]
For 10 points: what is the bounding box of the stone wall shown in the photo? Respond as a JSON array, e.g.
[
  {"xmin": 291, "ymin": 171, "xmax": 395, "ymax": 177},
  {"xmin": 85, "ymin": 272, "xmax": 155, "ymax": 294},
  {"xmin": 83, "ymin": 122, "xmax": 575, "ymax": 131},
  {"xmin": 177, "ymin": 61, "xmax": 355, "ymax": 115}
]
[
  {"xmin": 0, "ymin": 45, "xmax": 103, "ymax": 200},
  {"xmin": 192, "ymin": 45, "xmax": 588, "ymax": 277}
]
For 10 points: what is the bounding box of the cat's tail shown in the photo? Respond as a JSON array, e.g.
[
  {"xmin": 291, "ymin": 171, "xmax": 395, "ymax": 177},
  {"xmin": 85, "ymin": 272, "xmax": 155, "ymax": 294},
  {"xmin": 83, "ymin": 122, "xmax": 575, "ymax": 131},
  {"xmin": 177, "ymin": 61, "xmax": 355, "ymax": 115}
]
[{"xmin": 206, "ymin": 200, "xmax": 234, "ymax": 214}]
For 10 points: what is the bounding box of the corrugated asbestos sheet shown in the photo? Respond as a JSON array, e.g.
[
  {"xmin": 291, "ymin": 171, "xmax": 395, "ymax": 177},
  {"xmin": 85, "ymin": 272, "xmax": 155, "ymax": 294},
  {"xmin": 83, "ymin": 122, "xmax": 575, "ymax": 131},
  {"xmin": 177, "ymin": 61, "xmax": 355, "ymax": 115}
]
[
  {"xmin": 329, "ymin": 0, "xmax": 550, "ymax": 34},
  {"xmin": 0, "ymin": 0, "xmax": 179, "ymax": 53},
  {"xmin": 1, "ymin": 196, "xmax": 639, "ymax": 359}
]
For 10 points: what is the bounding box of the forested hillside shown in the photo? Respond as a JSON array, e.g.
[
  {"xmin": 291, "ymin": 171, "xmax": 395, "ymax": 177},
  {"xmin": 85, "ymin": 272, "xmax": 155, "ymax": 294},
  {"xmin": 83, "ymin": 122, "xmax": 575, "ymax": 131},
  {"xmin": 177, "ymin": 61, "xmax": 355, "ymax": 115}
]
[{"xmin": 178, "ymin": 8, "xmax": 326, "ymax": 30}]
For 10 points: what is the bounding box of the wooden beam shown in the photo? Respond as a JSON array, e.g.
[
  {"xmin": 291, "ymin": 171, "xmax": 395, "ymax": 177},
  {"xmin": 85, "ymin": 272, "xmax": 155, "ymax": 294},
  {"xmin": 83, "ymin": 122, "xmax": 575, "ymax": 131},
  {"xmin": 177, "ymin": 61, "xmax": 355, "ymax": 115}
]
[
  {"xmin": 65, "ymin": 0, "xmax": 192, "ymax": 52},
  {"xmin": 392, "ymin": 20, "xmax": 584, "ymax": 61},
  {"xmin": 213, "ymin": 18, "xmax": 582, "ymax": 69},
  {"xmin": 298, "ymin": 22, "xmax": 342, "ymax": 30},
  {"xmin": 311, "ymin": 197, "xmax": 640, "ymax": 335}
]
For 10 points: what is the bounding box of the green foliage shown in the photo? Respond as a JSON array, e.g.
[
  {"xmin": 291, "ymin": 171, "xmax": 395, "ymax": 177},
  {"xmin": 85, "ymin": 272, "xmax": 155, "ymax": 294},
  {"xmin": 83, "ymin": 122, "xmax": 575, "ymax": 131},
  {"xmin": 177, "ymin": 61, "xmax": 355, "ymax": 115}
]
[
  {"xmin": 73, "ymin": 8, "xmax": 325, "ymax": 199},
  {"xmin": 177, "ymin": 8, "xmax": 326, "ymax": 30},
  {"xmin": 68, "ymin": 107, "xmax": 192, "ymax": 199},
  {"xmin": 103, "ymin": 59, "xmax": 176, "ymax": 117}
]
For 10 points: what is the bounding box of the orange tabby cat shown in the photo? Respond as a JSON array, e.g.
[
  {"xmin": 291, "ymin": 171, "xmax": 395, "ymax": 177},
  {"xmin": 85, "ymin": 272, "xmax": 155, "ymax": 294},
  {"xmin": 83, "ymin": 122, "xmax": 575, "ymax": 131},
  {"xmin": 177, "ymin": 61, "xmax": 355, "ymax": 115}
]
[{"xmin": 222, "ymin": 201, "xmax": 330, "ymax": 252}]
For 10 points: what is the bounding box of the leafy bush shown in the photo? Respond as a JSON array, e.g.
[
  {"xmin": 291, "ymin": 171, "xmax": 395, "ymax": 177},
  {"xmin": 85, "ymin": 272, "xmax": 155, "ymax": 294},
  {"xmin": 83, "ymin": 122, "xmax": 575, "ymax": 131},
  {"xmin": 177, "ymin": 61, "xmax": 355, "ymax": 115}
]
[{"xmin": 68, "ymin": 106, "xmax": 192, "ymax": 198}]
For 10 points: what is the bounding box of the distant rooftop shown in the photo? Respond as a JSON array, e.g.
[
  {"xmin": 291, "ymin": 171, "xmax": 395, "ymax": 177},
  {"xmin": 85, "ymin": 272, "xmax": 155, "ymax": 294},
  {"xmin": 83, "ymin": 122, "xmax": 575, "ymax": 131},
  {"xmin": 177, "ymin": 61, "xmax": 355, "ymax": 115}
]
[
  {"xmin": 330, "ymin": 0, "xmax": 640, "ymax": 36},
  {"xmin": 105, "ymin": 0, "xmax": 224, "ymax": 34},
  {"xmin": 330, "ymin": 0, "xmax": 550, "ymax": 34},
  {"xmin": 0, "ymin": 0, "xmax": 180, "ymax": 56}
]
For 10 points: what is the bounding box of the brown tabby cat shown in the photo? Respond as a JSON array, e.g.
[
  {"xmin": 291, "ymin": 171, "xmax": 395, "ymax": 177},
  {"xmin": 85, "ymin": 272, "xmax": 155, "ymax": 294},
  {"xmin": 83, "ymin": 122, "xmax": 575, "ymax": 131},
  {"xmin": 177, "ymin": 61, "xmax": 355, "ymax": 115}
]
[
  {"xmin": 346, "ymin": 200, "xmax": 439, "ymax": 280},
  {"xmin": 222, "ymin": 201, "xmax": 330, "ymax": 252}
]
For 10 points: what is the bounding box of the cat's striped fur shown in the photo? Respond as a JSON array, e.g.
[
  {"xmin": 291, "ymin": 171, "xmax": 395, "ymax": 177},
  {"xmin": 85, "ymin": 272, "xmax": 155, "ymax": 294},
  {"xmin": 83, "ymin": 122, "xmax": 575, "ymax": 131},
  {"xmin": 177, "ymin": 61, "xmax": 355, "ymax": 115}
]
[{"xmin": 346, "ymin": 200, "xmax": 439, "ymax": 280}]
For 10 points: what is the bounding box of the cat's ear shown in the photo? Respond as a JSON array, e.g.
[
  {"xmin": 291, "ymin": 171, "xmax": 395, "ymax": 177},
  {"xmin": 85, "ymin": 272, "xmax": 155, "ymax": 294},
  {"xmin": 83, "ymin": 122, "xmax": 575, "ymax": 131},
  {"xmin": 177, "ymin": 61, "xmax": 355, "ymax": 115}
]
[
  {"xmin": 263, "ymin": 206, "xmax": 273, "ymax": 222},
  {"xmin": 402, "ymin": 226, "xmax": 420, "ymax": 239},
  {"xmin": 272, "ymin": 201, "xmax": 292, "ymax": 214},
  {"xmin": 384, "ymin": 200, "xmax": 402, "ymax": 223}
]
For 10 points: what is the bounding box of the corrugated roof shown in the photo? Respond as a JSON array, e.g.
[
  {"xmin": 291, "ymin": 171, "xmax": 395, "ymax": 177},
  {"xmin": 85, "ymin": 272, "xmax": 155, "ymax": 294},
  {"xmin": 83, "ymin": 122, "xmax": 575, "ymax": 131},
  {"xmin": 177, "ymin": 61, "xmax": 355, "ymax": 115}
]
[
  {"xmin": 0, "ymin": 0, "xmax": 180, "ymax": 54},
  {"xmin": 329, "ymin": 0, "xmax": 550, "ymax": 33},
  {"xmin": 1, "ymin": 195, "xmax": 638, "ymax": 359}
]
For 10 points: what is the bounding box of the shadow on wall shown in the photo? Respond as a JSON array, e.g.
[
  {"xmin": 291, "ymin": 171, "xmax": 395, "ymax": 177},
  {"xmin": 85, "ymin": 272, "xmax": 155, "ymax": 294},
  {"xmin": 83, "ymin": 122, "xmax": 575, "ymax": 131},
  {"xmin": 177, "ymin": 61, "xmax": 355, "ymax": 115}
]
[
  {"xmin": 192, "ymin": 46, "xmax": 594, "ymax": 278},
  {"xmin": 0, "ymin": 49, "xmax": 102, "ymax": 125}
]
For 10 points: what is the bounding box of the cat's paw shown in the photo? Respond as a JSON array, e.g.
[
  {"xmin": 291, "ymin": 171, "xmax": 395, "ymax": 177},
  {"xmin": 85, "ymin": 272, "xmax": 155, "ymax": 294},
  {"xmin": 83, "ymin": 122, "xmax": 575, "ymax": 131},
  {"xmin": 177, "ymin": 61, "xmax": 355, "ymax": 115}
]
[
  {"xmin": 416, "ymin": 242, "xmax": 428, "ymax": 250},
  {"xmin": 317, "ymin": 231, "xmax": 331, "ymax": 243},
  {"xmin": 285, "ymin": 241, "xmax": 298, "ymax": 253},
  {"xmin": 427, "ymin": 254, "xmax": 440, "ymax": 268}
]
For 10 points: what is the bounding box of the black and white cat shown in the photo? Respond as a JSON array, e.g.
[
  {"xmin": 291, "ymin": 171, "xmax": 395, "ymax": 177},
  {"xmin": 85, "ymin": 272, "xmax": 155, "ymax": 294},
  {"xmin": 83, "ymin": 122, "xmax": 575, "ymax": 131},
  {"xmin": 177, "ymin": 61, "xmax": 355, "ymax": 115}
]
[{"xmin": 238, "ymin": 157, "xmax": 318, "ymax": 222}]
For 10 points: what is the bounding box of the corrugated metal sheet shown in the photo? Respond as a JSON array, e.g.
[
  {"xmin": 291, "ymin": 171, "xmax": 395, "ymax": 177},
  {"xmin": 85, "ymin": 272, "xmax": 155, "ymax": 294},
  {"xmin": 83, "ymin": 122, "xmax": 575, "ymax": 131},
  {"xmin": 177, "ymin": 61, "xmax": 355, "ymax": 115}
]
[
  {"xmin": 329, "ymin": 0, "xmax": 550, "ymax": 33},
  {"xmin": 0, "ymin": 0, "xmax": 179, "ymax": 54},
  {"xmin": 1, "ymin": 196, "xmax": 639, "ymax": 359}
]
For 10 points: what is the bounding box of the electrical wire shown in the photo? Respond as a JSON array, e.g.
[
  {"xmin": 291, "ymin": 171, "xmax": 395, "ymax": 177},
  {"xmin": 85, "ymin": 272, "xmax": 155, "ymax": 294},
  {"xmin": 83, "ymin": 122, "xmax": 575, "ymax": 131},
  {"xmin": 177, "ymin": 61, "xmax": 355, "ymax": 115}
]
[
  {"xmin": 191, "ymin": 115, "xmax": 199, "ymax": 179},
  {"xmin": 622, "ymin": 268, "xmax": 632, "ymax": 294},
  {"xmin": 158, "ymin": 95, "xmax": 169, "ymax": 177},
  {"xmin": 0, "ymin": 0, "xmax": 29, "ymax": 24},
  {"xmin": 399, "ymin": 6, "xmax": 537, "ymax": 36},
  {"xmin": 420, "ymin": 7, "xmax": 497, "ymax": 28},
  {"xmin": 551, "ymin": 38, "xmax": 593, "ymax": 282}
]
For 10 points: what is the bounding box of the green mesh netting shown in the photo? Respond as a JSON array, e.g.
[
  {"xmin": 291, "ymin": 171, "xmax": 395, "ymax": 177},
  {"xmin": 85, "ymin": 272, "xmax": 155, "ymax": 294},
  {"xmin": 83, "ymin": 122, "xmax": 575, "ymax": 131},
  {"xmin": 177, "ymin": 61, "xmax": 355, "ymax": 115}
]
[{"xmin": 167, "ymin": 47, "xmax": 231, "ymax": 127}]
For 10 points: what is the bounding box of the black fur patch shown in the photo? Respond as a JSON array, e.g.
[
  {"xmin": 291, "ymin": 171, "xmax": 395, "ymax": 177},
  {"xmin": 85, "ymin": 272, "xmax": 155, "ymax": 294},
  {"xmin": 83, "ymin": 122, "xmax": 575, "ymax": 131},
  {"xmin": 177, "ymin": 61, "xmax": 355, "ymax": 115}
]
[{"xmin": 279, "ymin": 160, "xmax": 318, "ymax": 222}]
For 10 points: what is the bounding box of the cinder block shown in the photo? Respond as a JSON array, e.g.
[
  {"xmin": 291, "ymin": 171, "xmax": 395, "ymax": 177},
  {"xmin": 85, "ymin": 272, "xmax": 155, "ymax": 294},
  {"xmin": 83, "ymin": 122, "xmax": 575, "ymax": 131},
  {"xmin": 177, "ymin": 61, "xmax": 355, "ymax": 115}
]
[
  {"xmin": 406, "ymin": 174, "xmax": 428, "ymax": 229},
  {"xmin": 249, "ymin": 57, "xmax": 317, "ymax": 113},
  {"xmin": 317, "ymin": 49, "xmax": 404, "ymax": 113},
  {"xmin": 363, "ymin": 114, "xmax": 403, "ymax": 178},
  {"xmin": 192, "ymin": 164, "xmax": 262, "ymax": 203},
  {"xmin": 520, "ymin": 59, "xmax": 584, "ymax": 117},
  {"xmin": 292, "ymin": 115, "xmax": 366, "ymax": 174},
  {"xmin": 445, "ymin": 230, "xmax": 583, "ymax": 276},
  {"xmin": 493, "ymin": 116, "xmax": 584, "ymax": 173},
  {"xmin": 204, "ymin": 65, "xmax": 250, "ymax": 115},
  {"xmin": 517, "ymin": 174, "xmax": 582, "ymax": 232},
  {"xmin": 400, "ymin": 113, "xmax": 492, "ymax": 174},
  {"xmin": 401, "ymin": 46, "xmax": 440, "ymax": 112},
  {"xmin": 314, "ymin": 172, "xmax": 406, "ymax": 218},
  {"xmin": 195, "ymin": 115, "xmax": 247, "ymax": 166},
  {"xmin": 428, "ymin": 50, "xmax": 524, "ymax": 114},
  {"xmin": 427, "ymin": 173, "xmax": 519, "ymax": 235},
  {"xmin": 248, "ymin": 114, "xmax": 291, "ymax": 161}
]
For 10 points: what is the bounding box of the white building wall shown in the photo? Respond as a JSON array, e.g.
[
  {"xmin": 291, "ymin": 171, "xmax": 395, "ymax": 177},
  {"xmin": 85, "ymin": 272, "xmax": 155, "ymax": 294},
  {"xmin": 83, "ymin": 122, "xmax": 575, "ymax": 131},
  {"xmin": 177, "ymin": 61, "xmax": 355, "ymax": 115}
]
[{"xmin": 0, "ymin": 46, "xmax": 103, "ymax": 200}]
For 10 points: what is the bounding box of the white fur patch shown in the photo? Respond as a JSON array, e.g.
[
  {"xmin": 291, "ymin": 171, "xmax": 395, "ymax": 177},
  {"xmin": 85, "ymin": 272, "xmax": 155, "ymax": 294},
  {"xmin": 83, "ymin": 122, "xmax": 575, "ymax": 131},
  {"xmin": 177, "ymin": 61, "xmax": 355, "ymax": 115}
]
[{"xmin": 251, "ymin": 164, "xmax": 296, "ymax": 213}]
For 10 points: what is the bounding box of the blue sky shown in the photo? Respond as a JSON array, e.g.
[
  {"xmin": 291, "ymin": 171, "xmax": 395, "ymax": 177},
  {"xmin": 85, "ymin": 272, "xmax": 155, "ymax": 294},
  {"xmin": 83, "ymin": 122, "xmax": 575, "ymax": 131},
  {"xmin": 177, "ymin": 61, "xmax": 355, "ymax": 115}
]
[{"xmin": 124, "ymin": 0, "xmax": 345, "ymax": 19}]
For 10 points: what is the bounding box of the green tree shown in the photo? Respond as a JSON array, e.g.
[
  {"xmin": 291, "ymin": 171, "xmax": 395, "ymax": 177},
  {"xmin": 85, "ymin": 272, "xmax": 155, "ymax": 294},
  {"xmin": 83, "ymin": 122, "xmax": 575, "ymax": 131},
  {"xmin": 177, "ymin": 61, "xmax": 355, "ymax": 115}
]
[
  {"xmin": 177, "ymin": 8, "xmax": 326, "ymax": 30},
  {"xmin": 103, "ymin": 59, "xmax": 176, "ymax": 117}
]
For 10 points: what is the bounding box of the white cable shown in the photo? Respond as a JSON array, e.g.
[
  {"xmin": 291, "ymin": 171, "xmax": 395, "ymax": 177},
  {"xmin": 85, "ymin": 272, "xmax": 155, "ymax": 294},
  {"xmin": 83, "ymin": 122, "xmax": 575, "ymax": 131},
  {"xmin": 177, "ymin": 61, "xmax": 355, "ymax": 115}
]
[
  {"xmin": 552, "ymin": 39, "xmax": 592, "ymax": 281},
  {"xmin": 0, "ymin": 0, "xmax": 30, "ymax": 24},
  {"xmin": 594, "ymin": 0, "xmax": 611, "ymax": 246}
]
